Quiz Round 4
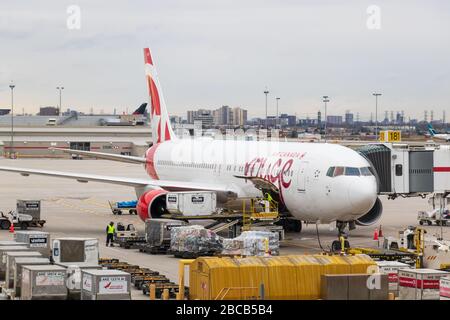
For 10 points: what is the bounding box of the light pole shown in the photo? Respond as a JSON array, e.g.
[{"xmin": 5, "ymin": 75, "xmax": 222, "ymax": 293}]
[
  {"xmin": 276, "ymin": 97, "xmax": 280, "ymax": 129},
  {"xmin": 373, "ymin": 93, "xmax": 382, "ymax": 139},
  {"xmin": 322, "ymin": 96, "xmax": 329, "ymax": 142},
  {"xmin": 9, "ymin": 82, "xmax": 15, "ymax": 158},
  {"xmin": 264, "ymin": 88, "xmax": 269, "ymax": 129},
  {"xmin": 56, "ymin": 86, "xmax": 64, "ymax": 116}
]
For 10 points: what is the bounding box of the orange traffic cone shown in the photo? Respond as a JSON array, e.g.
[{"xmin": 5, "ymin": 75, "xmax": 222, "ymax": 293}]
[
  {"xmin": 373, "ymin": 228, "xmax": 379, "ymax": 241},
  {"xmin": 378, "ymin": 225, "xmax": 383, "ymax": 238},
  {"xmin": 9, "ymin": 223, "xmax": 14, "ymax": 233}
]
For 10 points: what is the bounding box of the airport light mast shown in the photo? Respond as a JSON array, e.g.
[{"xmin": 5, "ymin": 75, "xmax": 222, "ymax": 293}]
[
  {"xmin": 322, "ymin": 96, "xmax": 329, "ymax": 142},
  {"xmin": 373, "ymin": 92, "xmax": 382, "ymax": 140},
  {"xmin": 9, "ymin": 82, "xmax": 15, "ymax": 159},
  {"xmin": 264, "ymin": 88, "xmax": 269, "ymax": 129},
  {"xmin": 57, "ymin": 86, "xmax": 64, "ymax": 116},
  {"xmin": 276, "ymin": 97, "xmax": 280, "ymax": 129}
]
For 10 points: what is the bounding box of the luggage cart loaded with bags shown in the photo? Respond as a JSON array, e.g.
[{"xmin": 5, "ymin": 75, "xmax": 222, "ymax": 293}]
[{"xmin": 109, "ymin": 200, "xmax": 138, "ymax": 215}]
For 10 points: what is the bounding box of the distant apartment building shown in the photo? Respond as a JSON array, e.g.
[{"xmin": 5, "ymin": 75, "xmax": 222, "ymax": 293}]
[
  {"xmin": 345, "ymin": 111, "xmax": 354, "ymax": 125},
  {"xmin": 187, "ymin": 109, "xmax": 215, "ymax": 127},
  {"xmin": 280, "ymin": 114, "xmax": 297, "ymax": 127},
  {"xmin": 232, "ymin": 107, "xmax": 248, "ymax": 126},
  {"xmin": 39, "ymin": 106, "xmax": 59, "ymax": 116},
  {"xmin": 326, "ymin": 115, "xmax": 343, "ymax": 125}
]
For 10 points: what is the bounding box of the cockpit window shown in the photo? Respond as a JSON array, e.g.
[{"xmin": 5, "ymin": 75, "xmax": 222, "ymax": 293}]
[
  {"xmin": 334, "ymin": 167, "xmax": 345, "ymax": 177},
  {"xmin": 327, "ymin": 166, "xmax": 373, "ymax": 177},
  {"xmin": 360, "ymin": 167, "xmax": 373, "ymax": 176},
  {"xmin": 326, "ymin": 167, "xmax": 335, "ymax": 177},
  {"xmin": 345, "ymin": 167, "xmax": 360, "ymax": 176}
]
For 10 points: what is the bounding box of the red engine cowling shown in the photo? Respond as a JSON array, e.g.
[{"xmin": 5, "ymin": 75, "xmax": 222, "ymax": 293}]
[{"xmin": 136, "ymin": 189, "xmax": 168, "ymax": 222}]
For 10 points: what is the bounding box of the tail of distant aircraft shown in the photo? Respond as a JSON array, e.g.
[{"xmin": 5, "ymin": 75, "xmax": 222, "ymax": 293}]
[
  {"xmin": 428, "ymin": 123, "xmax": 437, "ymax": 136},
  {"xmin": 144, "ymin": 48, "xmax": 176, "ymax": 144},
  {"xmin": 132, "ymin": 103, "xmax": 147, "ymax": 115}
]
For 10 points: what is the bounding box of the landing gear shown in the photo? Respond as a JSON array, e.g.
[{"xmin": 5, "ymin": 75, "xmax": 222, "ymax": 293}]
[
  {"xmin": 331, "ymin": 221, "xmax": 351, "ymax": 253},
  {"xmin": 277, "ymin": 218, "xmax": 302, "ymax": 233}
]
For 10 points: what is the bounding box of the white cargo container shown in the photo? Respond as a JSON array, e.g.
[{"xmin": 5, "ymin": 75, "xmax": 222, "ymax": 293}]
[
  {"xmin": 399, "ymin": 269, "xmax": 449, "ymax": 300},
  {"xmin": 440, "ymin": 276, "xmax": 450, "ymax": 300},
  {"xmin": 0, "ymin": 246, "xmax": 29, "ymax": 280},
  {"xmin": 13, "ymin": 257, "xmax": 50, "ymax": 298},
  {"xmin": 52, "ymin": 237, "xmax": 99, "ymax": 264},
  {"xmin": 81, "ymin": 269, "xmax": 131, "ymax": 300},
  {"xmin": 376, "ymin": 261, "xmax": 412, "ymax": 293},
  {"xmin": 14, "ymin": 231, "xmax": 50, "ymax": 257},
  {"xmin": 56, "ymin": 262, "xmax": 101, "ymax": 299},
  {"xmin": 21, "ymin": 265, "xmax": 67, "ymax": 300},
  {"xmin": 5, "ymin": 251, "xmax": 42, "ymax": 288},
  {"xmin": 166, "ymin": 191, "xmax": 217, "ymax": 216},
  {"xmin": 0, "ymin": 241, "xmax": 26, "ymax": 247}
]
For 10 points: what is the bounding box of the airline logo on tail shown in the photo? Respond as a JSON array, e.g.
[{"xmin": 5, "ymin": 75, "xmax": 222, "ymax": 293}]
[
  {"xmin": 144, "ymin": 48, "xmax": 175, "ymax": 144},
  {"xmin": 428, "ymin": 124, "xmax": 437, "ymax": 136}
]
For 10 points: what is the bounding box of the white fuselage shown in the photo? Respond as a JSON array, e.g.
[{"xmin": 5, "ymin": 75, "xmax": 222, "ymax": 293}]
[{"xmin": 146, "ymin": 138, "xmax": 378, "ymax": 223}]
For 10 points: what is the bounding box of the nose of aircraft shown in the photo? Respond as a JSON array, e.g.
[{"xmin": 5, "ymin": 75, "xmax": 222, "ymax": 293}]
[{"xmin": 347, "ymin": 178, "xmax": 377, "ymax": 214}]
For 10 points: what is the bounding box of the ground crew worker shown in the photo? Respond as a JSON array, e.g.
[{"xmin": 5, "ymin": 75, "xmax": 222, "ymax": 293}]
[{"xmin": 106, "ymin": 221, "xmax": 115, "ymax": 247}]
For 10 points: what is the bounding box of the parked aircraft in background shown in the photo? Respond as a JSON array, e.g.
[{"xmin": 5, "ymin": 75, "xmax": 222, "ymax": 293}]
[{"xmin": 427, "ymin": 124, "xmax": 450, "ymax": 142}]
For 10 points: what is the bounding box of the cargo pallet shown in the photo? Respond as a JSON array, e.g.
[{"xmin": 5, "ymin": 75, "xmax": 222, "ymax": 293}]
[
  {"xmin": 142, "ymin": 282, "xmax": 182, "ymax": 299},
  {"xmin": 136, "ymin": 242, "xmax": 170, "ymax": 255},
  {"xmin": 170, "ymin": 250, "xmax": 218, "ymax": 259},
  {"xmin": 134, "ymin": 275, "xmax": 170, "ymax": 290},
  {"xmin": 114, "ymin": 236, "xmax": 146, "ymax": 249}
]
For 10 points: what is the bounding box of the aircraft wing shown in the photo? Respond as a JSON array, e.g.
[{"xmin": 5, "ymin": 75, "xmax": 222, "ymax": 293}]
[
  {"xmin": 0, "ymin": 166, "xmax": 237, "ymax": 196},
  {"xmin": 50, "ymin": 148, "xmax": 147, "ymax": 164}
]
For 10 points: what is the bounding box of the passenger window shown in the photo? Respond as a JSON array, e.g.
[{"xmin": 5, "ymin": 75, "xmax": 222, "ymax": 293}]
[
  {"xmin": 345, "ymin": 167, "xmax": 360, "ymax": 176},
  {"xmin": 334, "ymin": 167, "xmax": 344, "ymax": 177},
  {"xmin": 326, "ymin": 167, "xmax": 335, "ymax": 177}
]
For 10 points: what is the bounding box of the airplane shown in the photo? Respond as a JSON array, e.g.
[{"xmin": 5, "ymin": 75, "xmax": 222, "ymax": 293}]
[
  {"xmin": 427, "ymin": 124, "xmax": 450, "ymax": 142},
  {"xmin": 101, "ymin": 103, "xmax": 148, "ymax": 126},
  {"xmin": 0, "ymin": 48, "xmax": 381, "ymax": 248}
]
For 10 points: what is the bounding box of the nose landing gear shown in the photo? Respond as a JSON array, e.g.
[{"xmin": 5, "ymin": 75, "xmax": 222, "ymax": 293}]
[{"xmin": 331, "ymin": 221, "xmax": 351, "ymax": 253}]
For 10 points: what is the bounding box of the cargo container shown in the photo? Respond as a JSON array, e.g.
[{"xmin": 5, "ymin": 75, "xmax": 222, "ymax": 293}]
[
  {"xmin": 56, "ymin": 262, "xmax": 101, "ymax": 299},
  {"xmin": 144, "ymin": 218, "xmax": 187, "ymax": 252},
  {"xmin": 5, "ymin": 251, "xmax": 42, "ymax": 288},
  {"xmin": 12, "ymin": 257, "xmax": 50, "ymax": 298},
  {"xmin": 376, "ymin": 260, "xmax": 411, "ymax": 294},
  {"xmin": 52, "ymin": 237, "xmax": 98, "ymax": 264},
  {"xmin": 16, "ymin": 200, "xmax": 46, "ymax": 227},
  {"xmin": 21, "ymin": 265, "xmax": 67, "ymax": 300},
  {"xmin": 166, "ymin": 191, "xmax": 217, "ymax": 216},
  {"xmin": 0, "ymin": 241, "xmax": 26, "ymax": 247},
  {"xmin": 398, "ymin": 269, "xmax": 449, "ymax": 300},
  {"xmin": 189, "ymin": 254, "xmax": 376, "ymax": 300},
  {"xmin": 0, "ymin": 246, "xmax": 30, "ymax": 280},
  {"xmin": 81, "ymin": 269, "xmax": 131, "ymax": 300},
  {"xmin": 321, "ymin": 273, "xmax": 388, "ymax": 300},
  {"xmin": 440, "ymin": 276, "xmax": 450, "ymax": 300},
  {"xmin": 14, "ymin": 231, "xmax": 50, "ymax": 257}
]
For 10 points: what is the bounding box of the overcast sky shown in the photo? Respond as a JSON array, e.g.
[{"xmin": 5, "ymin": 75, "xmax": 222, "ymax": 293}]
[{"xmin": 0, "ymin": 0, "xmax": 449, "ymax": 120}]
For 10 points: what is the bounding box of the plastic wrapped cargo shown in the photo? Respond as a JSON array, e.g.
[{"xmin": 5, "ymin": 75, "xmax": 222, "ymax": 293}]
[
  {"xmin": 170, "ymin": 225, "xmax": 222, "ymax": 256},
  {"xmin": 221, "ymin": 231, "xmax": 279, "ymax": 256}
]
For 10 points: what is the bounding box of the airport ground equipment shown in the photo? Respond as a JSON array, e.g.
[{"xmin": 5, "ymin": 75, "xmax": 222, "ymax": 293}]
[
  {"xmin": 0, "ymin": 246, "xmax": 30, "ymax": 279},
  {"xmin": 113, "ymin": 223, "xmax": 145, "ymax": 249},
  {"xmin": 376, "ymin": 261, "xmax": 413, "ymax": 296},
  {"xmin": 440, "ymin": 276, "xmax": 450, "ymax": 300},
  {"xmin": 12, "ymin": 257, "xmax": 50, "ymax": 298},
  {"xmin": 166, "ymin": 191, "xmax": 217, "ymax": 216},
  {"xmin": 418, "ymin": 209, "xmax": 450, "ymax": 226},
  {"xmin": 0, "ymin": 211, "xmax": 33, "ymax": 230},
  {"xmin": 14, "ymin": 231, "xmax": 50, "ymax": 257},
  {"xmin": 109, "ymin": 200, "xmax": 138, "ymax": 215},
  {"xmin": 188, "ymin": 254, "xmax": 376, "ymax": 300},
  {"xmin": 56, "ymin": 262, "xmax": 101, "ymax": 299},
  {"xmin": 4, "ymin": 251, "xmax": 42, "ymax": 289},
  {"xmin": 142, "ymin": 281, "xmax": 180, "ymax": 298},
  {"xmin": 21, "ymin": 265, "xmax": 67, "ymax": 300},
  {"xmin": 398, "ymin": 269, "xmax": 449, "ymax": 300},
  {"xmin": 16, "ymin": 200, "xmax": 46, "ymax": 227},
  {"xmin": 138, "ymin": 218, "xmax": 187, "ymax": 254},
  {"xmin": 52, "ymin": 237, "xmax": 99, "ymax": 264},
  {"xmin": 81, "ymin": 269, "xmax": 131, "ymax": 300}
]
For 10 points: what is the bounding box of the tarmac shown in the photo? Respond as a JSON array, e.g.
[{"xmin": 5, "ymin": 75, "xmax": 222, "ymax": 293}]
[{"xmin": 0, "ymin": 158, "xmax": 448, "ymax": 298}]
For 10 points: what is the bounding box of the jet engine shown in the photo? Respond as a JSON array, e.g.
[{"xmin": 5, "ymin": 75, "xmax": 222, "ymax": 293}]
[
  {"xmin": 136, "ymin": 189, "xmax": 168, "ymax": 221},
  {"xmin": 355, "ymin": 197, "xmax": 383, "ymax": 226}
]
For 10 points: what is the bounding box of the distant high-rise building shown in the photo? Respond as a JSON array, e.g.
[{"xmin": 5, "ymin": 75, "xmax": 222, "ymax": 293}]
[
  {"xmin": 187, "ymin": 109, "xmax": 214, "ymax": 127},
  {"xmin": 424, "ymin": 110, "xmax": 428, "ymax": 122},
  {"xmin": 326, "ymin": 115, "xmax": 342, "ymax": 125},
  {"xmin": 232, "ymin": 107, "xmax": 248, "ymax": 126},
  {"xmin": 317, "ymin": 111, "xmax": 322, "ymax": 127},
  {"xmin": 345, "ymin": 110, "xmax": 354, "ymax": 125}
]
